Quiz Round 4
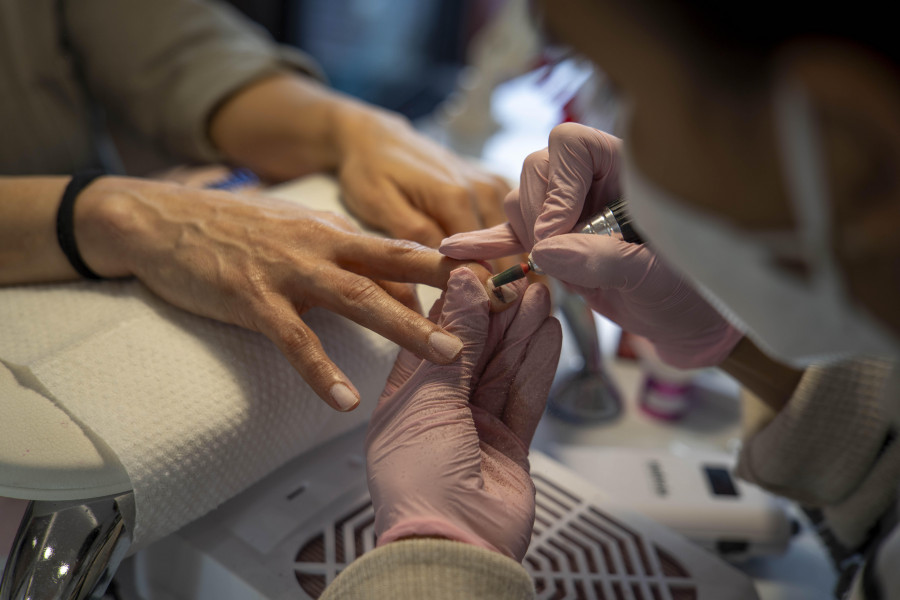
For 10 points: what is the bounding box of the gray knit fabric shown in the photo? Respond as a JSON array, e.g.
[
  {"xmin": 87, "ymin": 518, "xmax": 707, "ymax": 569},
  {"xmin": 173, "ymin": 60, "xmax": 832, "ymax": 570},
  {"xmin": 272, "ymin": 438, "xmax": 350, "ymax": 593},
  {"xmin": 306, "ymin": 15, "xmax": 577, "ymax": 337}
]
[
  {"xmin": 320, "ymin": 539, "xmax": 535, "ymax": 600},
  {"xmin": 736, "ymin": 358, "xmax": 900, "ymax": 547},
  {"xmin": 0, "ymin": 0, "xmax": 320, "ymax": 175}
]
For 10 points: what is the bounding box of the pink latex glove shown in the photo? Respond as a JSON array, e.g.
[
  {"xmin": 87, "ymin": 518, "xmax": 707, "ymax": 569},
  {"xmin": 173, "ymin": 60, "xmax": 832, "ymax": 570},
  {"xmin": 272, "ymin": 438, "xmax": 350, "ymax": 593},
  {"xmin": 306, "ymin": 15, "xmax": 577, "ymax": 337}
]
[
  {"xmin": 440, "ymin": 123, "xmax": 742, "ymax": 368},
  {"xmin": 365, "ymin": 268, "xmax": 562, "ymax": 561}
]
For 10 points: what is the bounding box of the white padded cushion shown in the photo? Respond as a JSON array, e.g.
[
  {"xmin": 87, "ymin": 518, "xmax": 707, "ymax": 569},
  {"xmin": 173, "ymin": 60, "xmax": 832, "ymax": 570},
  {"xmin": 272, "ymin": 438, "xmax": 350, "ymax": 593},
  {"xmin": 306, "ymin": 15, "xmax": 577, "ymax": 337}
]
[{"xmin": 0, "ymin": 362, "xmax": 129, "ymax": 499}]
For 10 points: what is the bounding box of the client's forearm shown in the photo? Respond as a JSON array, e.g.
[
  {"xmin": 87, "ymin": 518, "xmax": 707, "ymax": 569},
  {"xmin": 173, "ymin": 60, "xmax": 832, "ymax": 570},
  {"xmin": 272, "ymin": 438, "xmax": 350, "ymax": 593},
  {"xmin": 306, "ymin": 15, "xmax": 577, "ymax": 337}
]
[
  {"xmin": 0, "ymin": 176, "xmax": 77, "ymax": 283},
  {"xmin": 0, "ymin": 176, "xmax": 137, "ymax": 285}
]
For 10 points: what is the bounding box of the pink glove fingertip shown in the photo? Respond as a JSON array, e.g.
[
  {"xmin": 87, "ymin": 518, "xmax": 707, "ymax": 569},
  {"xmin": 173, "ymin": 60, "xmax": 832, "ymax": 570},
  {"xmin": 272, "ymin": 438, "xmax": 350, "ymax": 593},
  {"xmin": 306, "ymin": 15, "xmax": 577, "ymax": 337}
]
[{"xmin": 439, "ymin": 223, "xmax": 524, "ymax": 260}]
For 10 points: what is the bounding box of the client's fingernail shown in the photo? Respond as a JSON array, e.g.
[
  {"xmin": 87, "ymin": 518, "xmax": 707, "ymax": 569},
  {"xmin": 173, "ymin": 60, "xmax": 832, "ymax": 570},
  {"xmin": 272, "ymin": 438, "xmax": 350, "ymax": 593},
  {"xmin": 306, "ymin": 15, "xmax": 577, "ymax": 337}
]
[
  {"xmin": 429, "ymin": 330, "xmax": 463, "ymax": 361},
  {"xmin": 330, "ymin": 383, "xmax": 359, "ymax": 411},
  {"xmin": 489, "ymin": 282, "xmax": 518, "ymax": 304}
]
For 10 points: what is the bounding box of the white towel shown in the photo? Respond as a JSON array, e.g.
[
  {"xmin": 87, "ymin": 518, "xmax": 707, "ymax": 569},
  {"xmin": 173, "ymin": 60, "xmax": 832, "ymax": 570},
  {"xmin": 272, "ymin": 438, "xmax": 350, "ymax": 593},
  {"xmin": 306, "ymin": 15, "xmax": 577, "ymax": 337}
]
[{"xmin": 0, "ymin": 175, "xmax": 437, "ymax": 549}]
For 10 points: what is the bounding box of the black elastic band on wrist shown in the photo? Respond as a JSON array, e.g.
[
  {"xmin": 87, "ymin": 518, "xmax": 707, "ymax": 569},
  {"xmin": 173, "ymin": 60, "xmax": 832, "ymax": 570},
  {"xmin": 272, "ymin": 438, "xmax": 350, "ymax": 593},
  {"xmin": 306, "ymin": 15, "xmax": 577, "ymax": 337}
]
[{"xmin": 57, "ymin": 169, "xmax": 106, "ymax": 280}]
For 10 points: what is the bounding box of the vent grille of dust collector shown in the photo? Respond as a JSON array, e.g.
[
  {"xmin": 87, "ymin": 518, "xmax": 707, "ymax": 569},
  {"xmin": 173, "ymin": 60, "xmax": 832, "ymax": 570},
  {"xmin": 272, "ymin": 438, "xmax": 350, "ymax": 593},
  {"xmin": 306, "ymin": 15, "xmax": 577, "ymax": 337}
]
[
  {"xmin": 293, "ymin": 468, "xmax": 702, "ymax": 600},
  {"xmin": 142, "ymin": 441, "xmax": 755, "ymax": 600}
]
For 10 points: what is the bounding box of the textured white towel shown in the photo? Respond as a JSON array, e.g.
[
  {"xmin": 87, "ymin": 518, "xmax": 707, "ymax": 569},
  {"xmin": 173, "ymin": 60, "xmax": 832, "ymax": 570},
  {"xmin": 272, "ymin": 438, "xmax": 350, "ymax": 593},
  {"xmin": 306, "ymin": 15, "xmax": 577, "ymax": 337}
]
[{"xmin": 0, "ymin": 175, "xmax": 437, "ymax": 549}]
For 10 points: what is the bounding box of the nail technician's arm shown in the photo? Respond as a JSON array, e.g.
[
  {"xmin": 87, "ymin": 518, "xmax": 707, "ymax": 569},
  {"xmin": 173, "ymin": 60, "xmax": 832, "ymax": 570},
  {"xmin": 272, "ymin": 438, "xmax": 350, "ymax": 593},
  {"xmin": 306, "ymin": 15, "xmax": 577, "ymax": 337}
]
[
  {"xmin": 321, "ymin": 268, "xmax": 560, "ymax": 599},
  {"xmin": 0, "ymin": 175, "xmax": 499, "ymax": 411},
  {"xmin": 209, "ymin": 73, "xmax": 510, "ymax": 247},
  {"xmin": 719, "ymin": 337, "xmax": 804, "ymax": 412}
]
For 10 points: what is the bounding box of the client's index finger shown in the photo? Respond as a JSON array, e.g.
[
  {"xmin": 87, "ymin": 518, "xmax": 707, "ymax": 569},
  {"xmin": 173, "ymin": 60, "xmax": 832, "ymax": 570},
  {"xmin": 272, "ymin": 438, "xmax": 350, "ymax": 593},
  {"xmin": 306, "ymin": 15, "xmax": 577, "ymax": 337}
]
[{"xmin": 334, "ymin": 235, "xmax": 514, "ymax": 311}]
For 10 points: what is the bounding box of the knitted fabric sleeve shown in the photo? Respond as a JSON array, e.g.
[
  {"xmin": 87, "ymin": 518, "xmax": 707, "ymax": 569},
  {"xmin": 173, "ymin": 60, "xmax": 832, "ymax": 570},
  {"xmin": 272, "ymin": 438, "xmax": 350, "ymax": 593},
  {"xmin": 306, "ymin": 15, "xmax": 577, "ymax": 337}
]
[
  {"xmin": 319, "ymin": 539, "xmax": 535, "ymax": 600},
  {"xmin": 65, "ymin": 0, "xmax": 323, "ymax": 163},
  {"xmin": 735, "ymin": 357, "xmax": 900, "ymax": 548}
]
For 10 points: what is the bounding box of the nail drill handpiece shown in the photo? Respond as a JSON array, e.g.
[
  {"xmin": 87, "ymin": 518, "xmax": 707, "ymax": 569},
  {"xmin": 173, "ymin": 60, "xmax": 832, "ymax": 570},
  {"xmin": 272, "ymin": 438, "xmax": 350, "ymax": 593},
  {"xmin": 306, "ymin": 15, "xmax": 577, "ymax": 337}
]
[{"xmin": 488, "ymin": 197, "xmax": 642, "ymax": 292}]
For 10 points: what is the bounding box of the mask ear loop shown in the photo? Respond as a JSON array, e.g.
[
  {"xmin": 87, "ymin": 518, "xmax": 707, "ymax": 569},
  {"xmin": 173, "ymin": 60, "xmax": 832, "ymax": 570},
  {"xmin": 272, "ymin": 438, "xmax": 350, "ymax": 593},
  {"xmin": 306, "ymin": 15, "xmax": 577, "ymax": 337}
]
[
  {"xmin": 774, "ymin": 80, "xmax": 900, "ymax": 357},
  {"xmin": 772, "ymin": 80, "xmax": 846, "ymax": 301}
]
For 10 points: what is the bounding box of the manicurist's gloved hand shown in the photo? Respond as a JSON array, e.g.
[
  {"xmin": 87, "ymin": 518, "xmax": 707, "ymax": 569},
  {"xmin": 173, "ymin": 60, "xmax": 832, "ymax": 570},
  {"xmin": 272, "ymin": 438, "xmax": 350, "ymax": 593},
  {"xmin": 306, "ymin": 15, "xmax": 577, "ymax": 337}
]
[
  {"xmin": 366, "ymin": 268, "xmax": 562, "ymax": 560},
  {"xmin": 440, "ymin": 122, "xmax": 742, "ymax": 368}
]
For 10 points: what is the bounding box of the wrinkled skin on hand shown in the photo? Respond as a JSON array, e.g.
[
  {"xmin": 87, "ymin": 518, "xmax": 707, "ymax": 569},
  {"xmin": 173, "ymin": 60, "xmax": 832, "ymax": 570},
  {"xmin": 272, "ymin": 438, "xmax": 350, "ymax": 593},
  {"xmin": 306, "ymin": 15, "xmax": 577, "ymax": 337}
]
[
  {"xmin": 336, "ymin": 109, "xmax": 511, "ymax": 248},
  {"xmin": 366, "ymin": 268, "xmax": 562, "ymax": 560},
  {"xmin": 440, "ymin": 123, "xmax": 742, "ymax": 368},
  {"xmin": 79, "ymin": 177, "xmax": 504, "ymax": 411}
]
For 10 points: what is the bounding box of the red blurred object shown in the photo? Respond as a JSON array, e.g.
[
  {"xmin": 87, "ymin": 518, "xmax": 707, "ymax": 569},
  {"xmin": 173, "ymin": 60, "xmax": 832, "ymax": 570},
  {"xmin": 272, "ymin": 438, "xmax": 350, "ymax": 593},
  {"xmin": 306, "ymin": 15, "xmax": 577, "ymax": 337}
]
[{"xmin": 616, "ymin": 330, "xmax": 640, "ymax": 361}]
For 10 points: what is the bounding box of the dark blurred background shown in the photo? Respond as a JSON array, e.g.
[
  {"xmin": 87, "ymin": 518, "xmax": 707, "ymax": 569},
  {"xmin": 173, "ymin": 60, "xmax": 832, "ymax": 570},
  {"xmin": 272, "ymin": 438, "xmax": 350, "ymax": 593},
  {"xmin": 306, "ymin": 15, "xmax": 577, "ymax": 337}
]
[{"xmin": 225, "ymin": 0, "xmax": 506, "ymax": 120}]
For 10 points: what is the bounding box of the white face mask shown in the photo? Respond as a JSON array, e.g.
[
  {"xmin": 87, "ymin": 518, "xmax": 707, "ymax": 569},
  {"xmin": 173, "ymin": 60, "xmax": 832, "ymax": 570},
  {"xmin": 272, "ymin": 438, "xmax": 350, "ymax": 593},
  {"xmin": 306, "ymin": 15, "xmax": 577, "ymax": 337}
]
[{"xmin": 621, "ymin": 83, "xmax": 899, "ymax": 367}]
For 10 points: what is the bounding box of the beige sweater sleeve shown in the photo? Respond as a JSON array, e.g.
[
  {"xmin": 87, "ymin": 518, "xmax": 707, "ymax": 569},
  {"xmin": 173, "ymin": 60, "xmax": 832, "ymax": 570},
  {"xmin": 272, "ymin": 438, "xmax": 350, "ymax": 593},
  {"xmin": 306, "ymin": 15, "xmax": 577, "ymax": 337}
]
[
  {"xmin": 319, "ymin": 539, "xmax": 536, "ymax": 600},
  {"xmin": 64, "ymin": 0, "xmax": 322, "ymax": 163},
  {"xmin": 736, "ymin": 357, "xmax": 900, "ymax": 548}
]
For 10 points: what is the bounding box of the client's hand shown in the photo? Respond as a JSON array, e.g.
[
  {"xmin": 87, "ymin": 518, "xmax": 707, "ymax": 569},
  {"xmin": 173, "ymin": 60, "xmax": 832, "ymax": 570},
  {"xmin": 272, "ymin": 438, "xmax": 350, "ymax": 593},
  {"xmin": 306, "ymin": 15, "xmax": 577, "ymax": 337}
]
[
  {"xmin": 366, "ymin": 268, "xmax": 561, "ymax": 560},
  {"xmin": 208, "ymin": 73, "xmax": 510, "ymax": 249},
  {"xmin": 335, "ymin": 108, "xmax": 510, "ymax": 248},
  {"xmin": 75, "ymin": 177, "xmax": 504, "ymax": 411},
  {"xmin": 440, "ymin": 123, "xmax": 742, "ymax": 368}
]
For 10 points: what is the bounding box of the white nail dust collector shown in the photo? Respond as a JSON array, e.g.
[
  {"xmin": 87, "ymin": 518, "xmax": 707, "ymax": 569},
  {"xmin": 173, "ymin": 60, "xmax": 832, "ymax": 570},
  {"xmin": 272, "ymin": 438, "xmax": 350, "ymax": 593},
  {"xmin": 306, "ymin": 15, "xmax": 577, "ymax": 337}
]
[
  {"xmin": 125, "ymin": 425, "xmax": 759, "ymax": 600},
  {"xmin": 550, "ymin": 446, "xmax": 795, "ymax": 562}
]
